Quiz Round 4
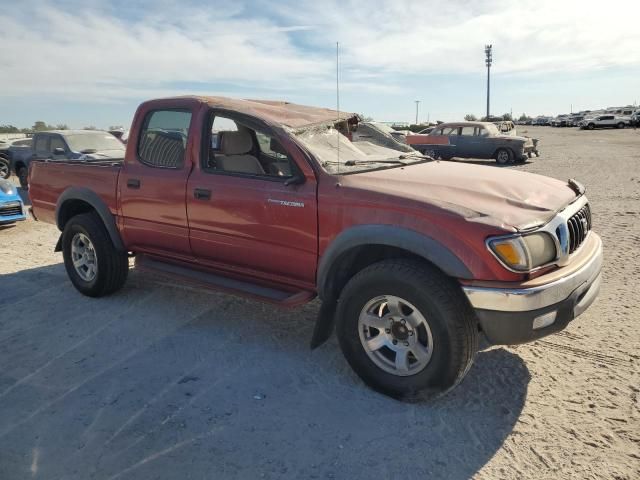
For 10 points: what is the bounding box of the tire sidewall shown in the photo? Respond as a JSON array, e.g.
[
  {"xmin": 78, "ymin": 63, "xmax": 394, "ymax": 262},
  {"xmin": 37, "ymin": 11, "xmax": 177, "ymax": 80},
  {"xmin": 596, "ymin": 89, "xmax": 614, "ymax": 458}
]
[
  {"xmin": 62, "ymin": 218, "xmax": 104, "ymax": 295},
  {"xmin": 336, "ymin": 267, "xmax": 463, "ymax": 398}
]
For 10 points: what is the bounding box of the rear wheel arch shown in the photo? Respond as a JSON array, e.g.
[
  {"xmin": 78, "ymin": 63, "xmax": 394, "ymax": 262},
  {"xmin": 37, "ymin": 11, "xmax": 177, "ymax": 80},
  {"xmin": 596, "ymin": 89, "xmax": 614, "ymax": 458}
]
[{"xmin": 55, "ymin": 188, "xmax": 125, "ymax": 252}]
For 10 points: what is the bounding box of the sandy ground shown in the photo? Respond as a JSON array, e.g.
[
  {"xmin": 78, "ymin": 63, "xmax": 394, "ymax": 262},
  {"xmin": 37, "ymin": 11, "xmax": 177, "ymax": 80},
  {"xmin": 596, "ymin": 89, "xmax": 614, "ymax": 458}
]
[{"xmin": 0, "ymin": 126, "xmax": 638, "ymax": 479}]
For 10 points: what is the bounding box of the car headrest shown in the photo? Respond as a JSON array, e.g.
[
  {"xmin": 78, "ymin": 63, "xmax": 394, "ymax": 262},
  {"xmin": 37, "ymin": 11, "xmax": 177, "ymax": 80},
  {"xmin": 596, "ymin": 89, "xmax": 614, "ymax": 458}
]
[{"xmin": 221, "ymin": 130, "xmax": 253, "ymax": 155}]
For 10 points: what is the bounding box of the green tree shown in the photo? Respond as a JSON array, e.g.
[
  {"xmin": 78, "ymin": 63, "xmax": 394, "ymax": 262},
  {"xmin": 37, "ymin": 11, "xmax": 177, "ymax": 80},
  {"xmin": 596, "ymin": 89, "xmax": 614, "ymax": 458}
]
[
  {"xmin": 55, "ymin": 124, "xmax": 69, "ymax": 130},
  {"xmin": 501, "ymin": 113, "xmax": 513, "ymax": 121},
  {"xmin": 83, "ymin": 125, "xmax": 97, "ymax": 130},
  {"xmin": 464, "ymin": 114, "xmax": 478, "ymax": 121},
  {"xmin": 32, "ymin": 121, "xmax": 48, "ymax": 131}
]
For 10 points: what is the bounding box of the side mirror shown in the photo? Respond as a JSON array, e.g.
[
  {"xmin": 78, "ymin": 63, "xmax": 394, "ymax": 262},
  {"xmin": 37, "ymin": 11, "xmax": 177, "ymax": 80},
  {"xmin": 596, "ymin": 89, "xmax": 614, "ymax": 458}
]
[
  {"xmin": 284, "ymin": 174, "xmax": 305, "ymax": 187},
  {"xmin": 53, "ymin": 147, "xmax": 65, "ymax": 155}
]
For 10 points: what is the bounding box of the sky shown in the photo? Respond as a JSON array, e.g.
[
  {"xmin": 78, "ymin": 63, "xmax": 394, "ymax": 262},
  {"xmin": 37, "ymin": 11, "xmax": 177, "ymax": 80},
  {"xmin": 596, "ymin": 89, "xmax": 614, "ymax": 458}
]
[{"xmin": 1, "ymin": 0, "xmax": 639, "ymax": 128}]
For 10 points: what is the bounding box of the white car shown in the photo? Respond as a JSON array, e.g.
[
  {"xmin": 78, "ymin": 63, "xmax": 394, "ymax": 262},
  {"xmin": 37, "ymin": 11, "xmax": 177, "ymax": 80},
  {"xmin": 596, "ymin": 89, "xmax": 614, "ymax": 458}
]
[{"xmin": 579, "ymin": 115, "xmax": 629, "ymax": 130}]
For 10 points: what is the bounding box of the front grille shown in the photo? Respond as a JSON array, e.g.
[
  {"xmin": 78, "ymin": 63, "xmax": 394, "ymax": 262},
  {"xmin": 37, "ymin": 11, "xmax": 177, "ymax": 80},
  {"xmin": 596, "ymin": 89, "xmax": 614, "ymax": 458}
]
[
  {"xmin": 567, "ymin": 203, "xmax": 591, "ymax": 254},
  {"xmin": 0, "ymin": 202, "xmax": 22, "ymax": 217}
]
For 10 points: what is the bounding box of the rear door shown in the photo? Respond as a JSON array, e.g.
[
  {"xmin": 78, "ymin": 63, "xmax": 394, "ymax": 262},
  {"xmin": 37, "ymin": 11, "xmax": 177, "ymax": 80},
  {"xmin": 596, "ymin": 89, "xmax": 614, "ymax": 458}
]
[
  {"xmin": 118, "ymin": 108, "xmax": 195, "ymax": 259},
  {"xmin": 186, "ymin": 111, "xmax": 318, "ymax": 287}
]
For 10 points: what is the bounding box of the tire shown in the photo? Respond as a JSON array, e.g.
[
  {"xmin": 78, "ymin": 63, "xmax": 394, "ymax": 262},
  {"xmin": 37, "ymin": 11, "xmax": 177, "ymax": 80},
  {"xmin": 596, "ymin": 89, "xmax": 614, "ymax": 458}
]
[
  {"xmin": 17, "ymin": 166, "xmax": 28, "ymax": 190},
  {"xmin": 335, "ymin": 259, "xmax": 478, "ymax": 400},
  {"xmin": 495, "ymin": 148, "xmax": 512, "ymax": 165},
  {"xmin": 587, "ymin": 123, "xmax": 595, "ymax": 130},
  {"xmin": 0, "ymin": 158, "xmax": 10, "ymax": 179},
  {"xmin": 423, "ymin": 148, "xmax": 438, "ymax": 159},
  {"xmin": 617, "ymin": 122, "xmax": 625, "ymax": 129},
  {"xmin": 62, "ymin": 212, "xmax": 128, "ymax": 297}
]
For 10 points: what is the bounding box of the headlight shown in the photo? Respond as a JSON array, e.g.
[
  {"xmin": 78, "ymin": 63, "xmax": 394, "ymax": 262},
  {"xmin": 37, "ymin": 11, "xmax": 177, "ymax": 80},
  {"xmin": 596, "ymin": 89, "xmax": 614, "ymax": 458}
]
[{"xmin": 488, "ymin": 232, "xmax": 557, "ymax": 271}]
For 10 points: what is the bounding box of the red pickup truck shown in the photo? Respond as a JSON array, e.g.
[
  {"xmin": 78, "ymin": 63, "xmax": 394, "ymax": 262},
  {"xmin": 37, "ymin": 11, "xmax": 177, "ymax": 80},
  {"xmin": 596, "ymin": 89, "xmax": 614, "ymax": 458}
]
[{"xmin": 29, "ymin": 96, "xmax": 602, "ymax": 399}]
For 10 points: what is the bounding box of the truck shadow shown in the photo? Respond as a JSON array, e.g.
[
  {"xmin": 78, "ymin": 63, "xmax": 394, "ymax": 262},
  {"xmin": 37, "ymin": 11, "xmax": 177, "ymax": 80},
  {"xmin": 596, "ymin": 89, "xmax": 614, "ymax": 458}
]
[{"xmin": 0, "ymin": 264, "xmax": 530, "ymax": 480}]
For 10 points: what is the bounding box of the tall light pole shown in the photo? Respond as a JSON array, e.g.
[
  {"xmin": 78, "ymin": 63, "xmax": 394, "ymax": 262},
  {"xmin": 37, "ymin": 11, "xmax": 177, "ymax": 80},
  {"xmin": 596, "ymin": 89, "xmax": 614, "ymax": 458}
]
[
  {"xmin": 415, "ymin": 100, "xmax": 420, "ymax": 125},
  {"xmin": 485, "ymin": 44, "xmax": 492, "ymax": 120}
]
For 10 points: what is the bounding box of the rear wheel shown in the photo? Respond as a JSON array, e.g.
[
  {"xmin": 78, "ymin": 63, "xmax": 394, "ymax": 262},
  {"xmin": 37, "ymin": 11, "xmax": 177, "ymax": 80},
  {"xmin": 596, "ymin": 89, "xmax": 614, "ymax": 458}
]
[
  {"xmin": 335, "ymin": 259, "xmax": 477, "ymax": 400},
  {"xmin": 62, "ymin": 213, "xmax": 128, "ymax": 297},
  {"xmin": 17, "ymin": 166, "xmax": 28, "ymax": 189},
  {"xmin": 587, "ymin": 123, "xmax": 595, "ymax": 130},
  {"xmin": 617, "ymin": 122, "xmax": 625, "ymax": 129},
  {"xmin": 495, "ymin": 148, "xmax": 512, "ymax": 165},
  {"xmin": 0, "ymin": 158, "xmax": 10, "ymax": 179}
]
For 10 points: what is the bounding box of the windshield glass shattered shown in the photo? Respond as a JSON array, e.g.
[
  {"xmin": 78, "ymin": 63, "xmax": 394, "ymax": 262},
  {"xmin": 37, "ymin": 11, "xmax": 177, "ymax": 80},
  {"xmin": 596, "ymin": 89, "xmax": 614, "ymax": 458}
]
[{"xmin": 292, "ymin": 124, "xmax": 428, "ymax": 174}]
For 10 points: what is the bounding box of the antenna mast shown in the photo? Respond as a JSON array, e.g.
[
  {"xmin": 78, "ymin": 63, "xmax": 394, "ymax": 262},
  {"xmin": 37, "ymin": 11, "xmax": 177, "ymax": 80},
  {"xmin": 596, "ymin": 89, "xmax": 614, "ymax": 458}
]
[{"xmin": 336, "ymin": 41, "xmax": 340, "ymax": 172}]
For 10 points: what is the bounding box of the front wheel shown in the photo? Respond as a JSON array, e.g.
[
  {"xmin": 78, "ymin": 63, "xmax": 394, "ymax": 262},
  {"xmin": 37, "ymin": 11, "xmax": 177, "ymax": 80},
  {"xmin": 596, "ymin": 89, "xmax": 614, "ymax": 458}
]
[
  {"xmin": 62, "ymin": 213, "xmax": 128, "ymax": 297},
  {"xmin": 17, "ymin": 166, "xmax": 28, "ymax": 189},
  {"xmin": 335, "ymin": 260, "xmax": 477, "ymax": 400},
  {"xmin": 495, "ymin": 148, "xmax": 512, "ymax": 165},
  {"xmin": 0, "ymin": 158, "xmax": 10, "ymax": 179}
]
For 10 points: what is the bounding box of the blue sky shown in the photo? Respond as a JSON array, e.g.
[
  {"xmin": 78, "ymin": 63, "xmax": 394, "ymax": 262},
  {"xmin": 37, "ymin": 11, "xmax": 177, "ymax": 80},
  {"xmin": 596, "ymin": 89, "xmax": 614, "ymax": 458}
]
[{"xmin": 1, "ymin": 0, "xmax": 639, "ymax": 128}]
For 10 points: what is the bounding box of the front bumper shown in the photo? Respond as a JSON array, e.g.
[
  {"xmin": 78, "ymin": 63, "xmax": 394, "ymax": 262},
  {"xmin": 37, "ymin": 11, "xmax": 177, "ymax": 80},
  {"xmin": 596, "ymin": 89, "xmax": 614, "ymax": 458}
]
[
  {"xmin": 462, "ymin": 233, "xmax": 603, "ymax": 344},
  {"xmin": 0, "ymin": 200, "xmax": 26, "ymax": 224}
]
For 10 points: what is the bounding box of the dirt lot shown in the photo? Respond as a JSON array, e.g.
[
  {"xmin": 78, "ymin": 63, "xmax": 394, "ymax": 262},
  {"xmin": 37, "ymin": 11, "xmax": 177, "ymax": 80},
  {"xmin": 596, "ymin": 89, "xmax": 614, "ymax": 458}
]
[{"xmin": 1, "ymin": 127, "xmax": 639, "ymax": 479}]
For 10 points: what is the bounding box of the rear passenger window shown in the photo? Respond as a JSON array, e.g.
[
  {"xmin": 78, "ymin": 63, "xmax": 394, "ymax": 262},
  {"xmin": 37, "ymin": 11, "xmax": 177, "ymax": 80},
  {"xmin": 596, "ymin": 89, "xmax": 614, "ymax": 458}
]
[
  {"xmin": 34, "ymin": 136, "xmax": 48, "ymax": 154},
  {"xmin": 138, "ymin": 109, "xmax": 192, "ymax": 168},
  {"xmin": 50, "ymin": 136, "xmax": 66, "ymax": 152}
]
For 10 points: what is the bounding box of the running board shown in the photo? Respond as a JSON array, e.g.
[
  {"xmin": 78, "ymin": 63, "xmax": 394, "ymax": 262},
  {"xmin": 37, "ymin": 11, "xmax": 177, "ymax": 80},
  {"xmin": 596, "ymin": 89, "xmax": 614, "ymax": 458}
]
[{"xmin": 135, "ymin": 254, "xmax": 315, "ymax": 307}]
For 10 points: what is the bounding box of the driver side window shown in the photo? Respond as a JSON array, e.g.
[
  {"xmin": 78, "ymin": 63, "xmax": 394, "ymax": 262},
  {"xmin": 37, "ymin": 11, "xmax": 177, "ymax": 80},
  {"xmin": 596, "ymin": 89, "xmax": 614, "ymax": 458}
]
[{"xmin": 206, "ymin": 114, "xmax": 296, "ymax": 179}]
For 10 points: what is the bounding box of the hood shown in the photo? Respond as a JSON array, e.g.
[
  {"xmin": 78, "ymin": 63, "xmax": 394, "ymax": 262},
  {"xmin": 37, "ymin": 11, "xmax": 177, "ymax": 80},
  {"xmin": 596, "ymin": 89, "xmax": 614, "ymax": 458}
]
[{"xmin": 347, "ymin": 161, "xmax": 578, "ymax": 231}]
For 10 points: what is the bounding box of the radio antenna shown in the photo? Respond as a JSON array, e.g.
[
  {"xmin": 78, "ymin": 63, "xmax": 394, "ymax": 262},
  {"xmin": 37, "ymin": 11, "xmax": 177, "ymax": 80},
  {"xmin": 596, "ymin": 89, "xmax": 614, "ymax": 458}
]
[{"xmin": 336, "ymin": 41, "xmax": 340, "ymax": 174}]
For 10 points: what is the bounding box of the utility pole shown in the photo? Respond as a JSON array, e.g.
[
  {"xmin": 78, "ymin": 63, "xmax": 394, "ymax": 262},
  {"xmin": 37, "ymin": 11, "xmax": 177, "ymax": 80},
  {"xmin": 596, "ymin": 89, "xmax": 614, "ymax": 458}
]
[
  {"xmin": 415, "ymin": 100, "xmax": 420, "ymax": 125},
  {"xmin": 485, "ymin": 44, "xmax": 492, "ymax": 119}
]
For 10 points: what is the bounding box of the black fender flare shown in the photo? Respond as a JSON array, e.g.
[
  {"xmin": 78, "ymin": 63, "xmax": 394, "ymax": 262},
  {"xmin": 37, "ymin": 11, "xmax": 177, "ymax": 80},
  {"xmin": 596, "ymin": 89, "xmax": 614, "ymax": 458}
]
[
  {"xmin": 55, "ymin": 187, "xmax": 125, "ymax": 251},
  {"xmin": 317, "ymin": 224, "xmax": 471, "ymax": 299},
  {"xmin": 310, "ymin": 225, "xmax": 472, "ymax": 349}
]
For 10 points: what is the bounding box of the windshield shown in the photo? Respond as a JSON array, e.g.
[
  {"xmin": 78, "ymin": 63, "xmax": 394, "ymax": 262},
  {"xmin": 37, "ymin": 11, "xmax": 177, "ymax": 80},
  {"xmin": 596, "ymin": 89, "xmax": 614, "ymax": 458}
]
[
  {"xmin": 292, "ymin": 125, "xmax": 426, "ymax": 174},
  {"xmin": 65, "ymin": 133, "xmax": 125, "ymax": 152}
]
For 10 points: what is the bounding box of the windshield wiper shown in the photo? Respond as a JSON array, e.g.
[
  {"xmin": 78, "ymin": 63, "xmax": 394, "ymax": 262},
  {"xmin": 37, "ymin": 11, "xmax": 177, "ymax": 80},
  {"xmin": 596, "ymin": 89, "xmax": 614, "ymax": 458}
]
[
  {"xmin": 399, "ymin": 152, "xmax": 431, "ymax": 160},
  {"xmin": 343, "ymin": 159, "xmax": 407, "ymax": 166}
]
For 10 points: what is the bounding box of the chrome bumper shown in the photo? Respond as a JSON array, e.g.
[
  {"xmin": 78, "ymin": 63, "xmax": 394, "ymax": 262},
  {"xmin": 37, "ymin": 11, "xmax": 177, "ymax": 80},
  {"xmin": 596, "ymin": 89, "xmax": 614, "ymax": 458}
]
[{"xmin": 463, "ymin": 234, "xmax": 603, "ymax": 312}]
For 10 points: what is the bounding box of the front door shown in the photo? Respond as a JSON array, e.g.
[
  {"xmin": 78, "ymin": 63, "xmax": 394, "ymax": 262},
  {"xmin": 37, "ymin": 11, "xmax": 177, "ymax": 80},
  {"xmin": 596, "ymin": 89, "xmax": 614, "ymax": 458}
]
[
  {"xmin": 119, "ymin": 108, "xmax": 195, "ymax": 259},
  {"xmin": 186, "ymin": 112, "xmax": 318, "ymax": 288}
]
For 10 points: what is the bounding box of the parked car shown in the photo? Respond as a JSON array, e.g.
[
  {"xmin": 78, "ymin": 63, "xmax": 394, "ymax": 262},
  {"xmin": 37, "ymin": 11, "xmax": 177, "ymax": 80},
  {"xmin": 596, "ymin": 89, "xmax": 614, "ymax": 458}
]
[
  {"xmin": 16, "ymin": 130, "xmax": 125, "ymax": 189},
  {"xmin": 368, "ymin": 123, "xmax": 410, "ymax": 143},
  {"xmin": 406, "ymin": 121, "xmax": 538, "ymax": 164},
  {"xmin": 551, "ymin": 115, "xmax": 570, "ymax": 127},
  {"xmin": 29, "ymin": 96, "xmax": 602, "ymax": 399},
  {"xmin": 0, "ymin": 137, "xmax": 33, "ymax": 179},
  {"xmin": 0, "ymin": 179, "xmax": 26, "ymax": 225},
  {"xmin": 579, "ymin": 115, "xmax": 630, "ymax": 130}
]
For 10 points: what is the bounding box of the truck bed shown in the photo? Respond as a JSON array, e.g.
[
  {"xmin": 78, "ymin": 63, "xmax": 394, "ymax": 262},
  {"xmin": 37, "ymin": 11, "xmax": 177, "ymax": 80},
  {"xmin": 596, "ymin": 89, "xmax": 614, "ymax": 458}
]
[{"xmin": 29, "ymin": 159, "xmax": 122, "ymax": 225}]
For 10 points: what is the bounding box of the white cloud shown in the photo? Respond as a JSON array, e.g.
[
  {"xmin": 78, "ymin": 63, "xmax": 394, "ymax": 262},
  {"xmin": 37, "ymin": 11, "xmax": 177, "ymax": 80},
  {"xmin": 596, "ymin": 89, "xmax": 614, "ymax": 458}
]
[{"xmin": 0, "ymin": 0, "xmax": 639, "ymax": 105}]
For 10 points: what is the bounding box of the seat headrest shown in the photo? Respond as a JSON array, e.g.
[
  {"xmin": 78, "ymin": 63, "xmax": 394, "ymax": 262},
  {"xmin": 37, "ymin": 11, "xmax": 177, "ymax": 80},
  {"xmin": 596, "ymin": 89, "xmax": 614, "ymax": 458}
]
[{"xmin": 221, "ymin": 130, "xmax": 253, "ymax": 155}]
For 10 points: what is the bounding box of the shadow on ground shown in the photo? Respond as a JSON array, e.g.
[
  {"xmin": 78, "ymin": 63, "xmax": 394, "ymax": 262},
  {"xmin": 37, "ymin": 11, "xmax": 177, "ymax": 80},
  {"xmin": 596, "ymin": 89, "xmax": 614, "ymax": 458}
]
[{"xmin": 0, "ymin": 264, "xmax": 530, "ymax": 480}]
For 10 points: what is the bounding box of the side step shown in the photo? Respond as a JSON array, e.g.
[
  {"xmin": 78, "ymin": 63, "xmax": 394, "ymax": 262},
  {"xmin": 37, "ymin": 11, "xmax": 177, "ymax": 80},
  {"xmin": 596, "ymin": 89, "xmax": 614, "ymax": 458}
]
[{"xmin": 135, "ymin": 254, "xmax": 315, "ymax": 307}]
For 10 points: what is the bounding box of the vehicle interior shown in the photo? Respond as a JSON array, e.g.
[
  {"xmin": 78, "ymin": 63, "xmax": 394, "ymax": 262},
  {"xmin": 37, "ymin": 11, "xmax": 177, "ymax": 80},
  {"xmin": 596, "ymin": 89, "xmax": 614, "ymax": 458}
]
[{"xmin": 205, "ymin": 116, "xmax": 294, "ymax": 178}]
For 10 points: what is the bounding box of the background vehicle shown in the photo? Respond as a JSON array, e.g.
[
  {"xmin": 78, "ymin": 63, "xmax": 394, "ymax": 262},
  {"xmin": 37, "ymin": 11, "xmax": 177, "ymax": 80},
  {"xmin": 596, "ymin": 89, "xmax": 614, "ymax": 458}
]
[
  {"xmin": 406, "ymin": 121, "xmax": 537, "ymax": 164},
  {"xmin": 0, "ymin": 179, "xmax": 26, "ymax": 225},
  {"xmin": 29, "ymin": 96, "xmax": 602, "ymax": 399},
  {"xmin": 579, "ymin": 115, "xmax": 630, "ymax": 130},
  {"xmin": 16, "ymin": 130, "xmax": 125, "ymax": 189},
  {"xmin": 0, "ymin": 138, "xmax": 32, "ymax": 179}
]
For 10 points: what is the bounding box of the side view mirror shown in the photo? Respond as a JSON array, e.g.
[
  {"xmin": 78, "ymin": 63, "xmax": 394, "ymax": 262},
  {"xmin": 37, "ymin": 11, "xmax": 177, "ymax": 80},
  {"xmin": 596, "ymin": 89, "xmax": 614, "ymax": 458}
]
[
  {"xmin": 53, "ymin": 147, "xmax": 65, "ymax": 155},
  {"xmin": 284, "ymin": 174, "xmax": 305, "ymax": 187}
]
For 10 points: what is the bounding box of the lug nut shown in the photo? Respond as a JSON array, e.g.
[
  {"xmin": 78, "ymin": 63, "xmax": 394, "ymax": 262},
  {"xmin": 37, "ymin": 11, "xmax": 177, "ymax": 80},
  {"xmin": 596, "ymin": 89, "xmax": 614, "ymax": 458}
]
[
  {"xmin": 408, "ymin": 330, "xmax": 414, "ymax": 336},
  {"xmin": 400, "ymin": 319, "xmax": 406, "ymax": 324}
]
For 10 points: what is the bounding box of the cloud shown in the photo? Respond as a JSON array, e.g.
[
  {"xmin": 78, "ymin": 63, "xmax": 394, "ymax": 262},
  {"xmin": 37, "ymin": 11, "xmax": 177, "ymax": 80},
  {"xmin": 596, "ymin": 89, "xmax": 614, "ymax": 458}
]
[{"xmin": 0, "ymin": 0, "xmax": 639, "ymax": 106}]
